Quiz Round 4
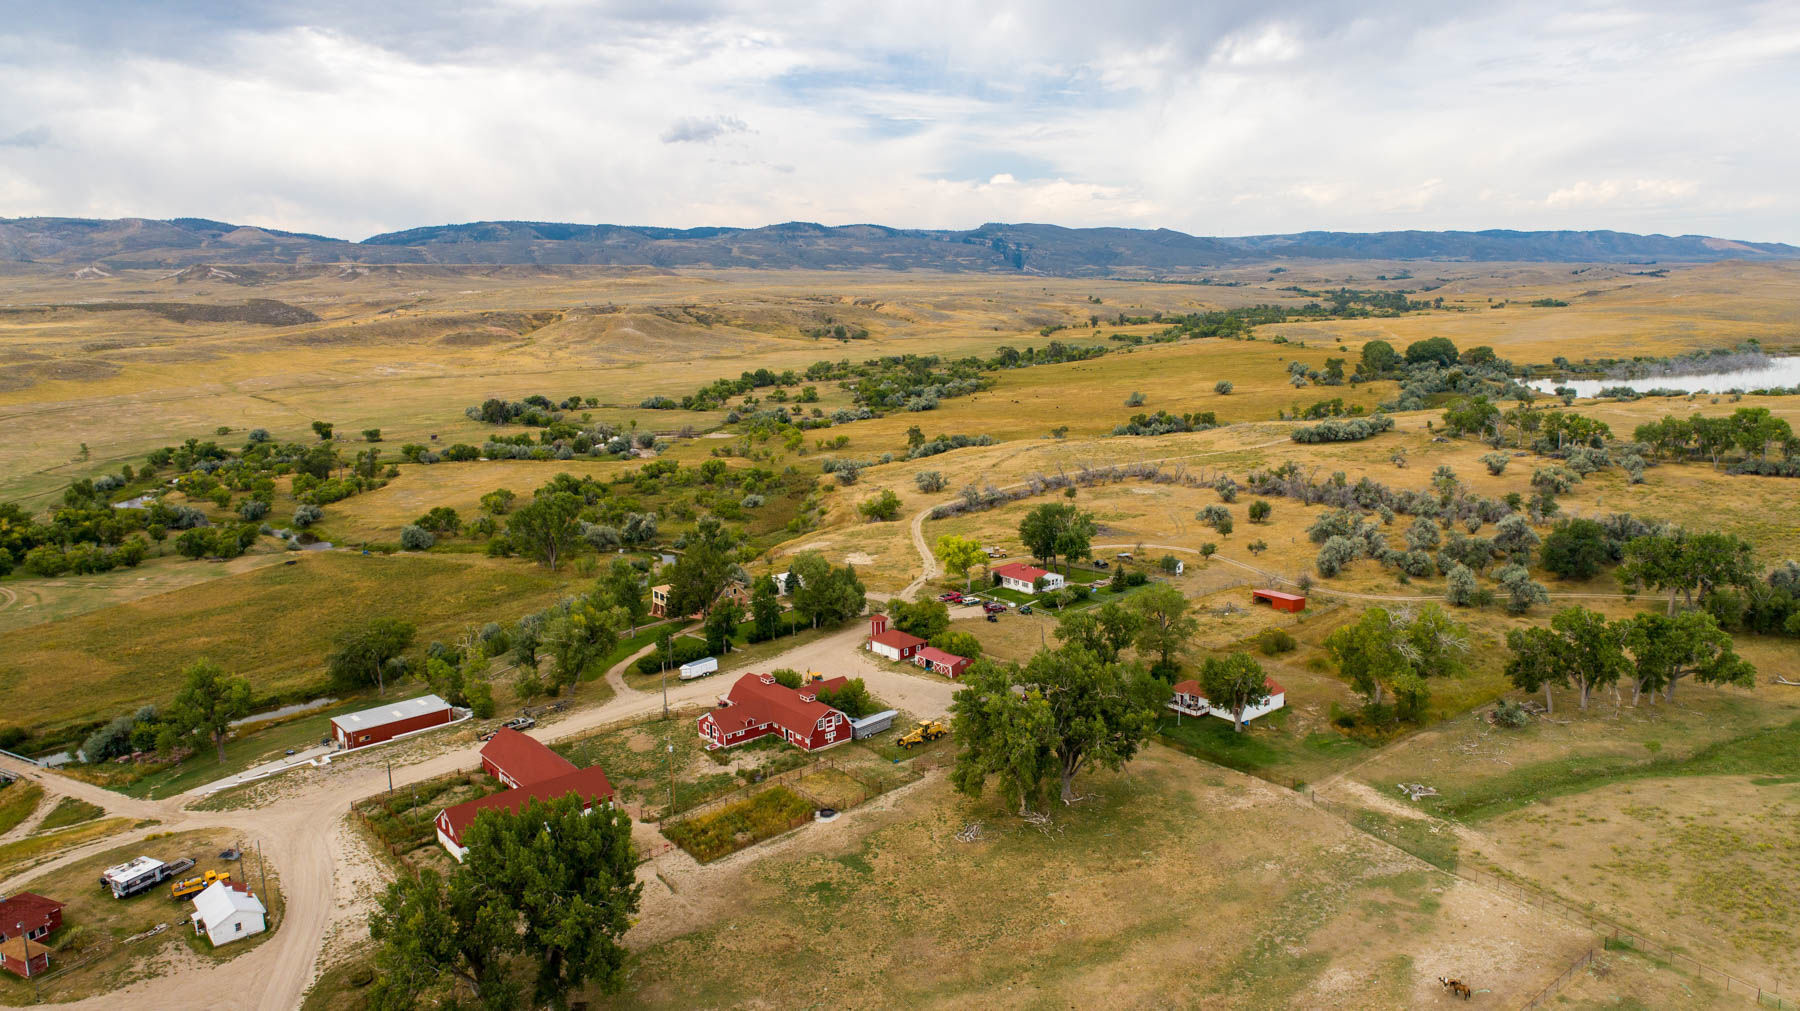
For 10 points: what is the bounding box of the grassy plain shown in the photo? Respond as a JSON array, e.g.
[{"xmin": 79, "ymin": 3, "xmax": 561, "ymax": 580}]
[{"xmin": 0, "ymin": 551, "xmax": 573, "ymax": 745}]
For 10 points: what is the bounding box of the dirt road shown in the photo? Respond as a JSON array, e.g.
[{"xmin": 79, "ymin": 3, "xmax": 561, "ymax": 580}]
[{"xmin": 0, "ymin": 623, "xmax": 955, "ymax": 1010}]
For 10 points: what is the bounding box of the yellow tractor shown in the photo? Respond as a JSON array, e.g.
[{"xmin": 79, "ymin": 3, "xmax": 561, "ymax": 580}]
[
  {"xmin": 896, "ymin": 719, "xmax": 949, "ymax": 749},
  {"xmin": 170, "ymin": 869, "xmax": 231, "ymax": 900}
]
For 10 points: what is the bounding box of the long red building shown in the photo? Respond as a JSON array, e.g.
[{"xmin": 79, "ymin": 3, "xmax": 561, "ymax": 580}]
[
  {"xmin": 697, "ymin": 673, "xmax": 853, "ymax": 752},
  {"xmin": 435, "ymin": 729, "xmax": 614, "ymax": 862}
]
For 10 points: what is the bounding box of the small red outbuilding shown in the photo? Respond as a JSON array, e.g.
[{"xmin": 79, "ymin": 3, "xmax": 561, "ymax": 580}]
[
  {"xmin": 1251, "ymin": 588, "xmax": 1306, "ymax": 613},
  {"xmin": 330, "ymin": 694, "xmax": 454, "ymax": 750}
]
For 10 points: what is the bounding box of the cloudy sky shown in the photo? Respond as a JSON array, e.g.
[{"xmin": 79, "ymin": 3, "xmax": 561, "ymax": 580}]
[{"xmin": 2, "ymin": 1, "xmax": 1797, "ymax": 241}]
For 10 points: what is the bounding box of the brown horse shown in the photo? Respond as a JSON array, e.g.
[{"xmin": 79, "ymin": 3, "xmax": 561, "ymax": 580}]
[{"xmin": 1438, "ymin": 976, "xmax": 1472, "ymax": 1000}]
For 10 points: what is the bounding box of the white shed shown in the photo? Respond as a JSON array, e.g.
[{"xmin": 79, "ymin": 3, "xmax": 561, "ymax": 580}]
[{"xmin": 190, "ymin": 880, "xmax": 266, "ymax": 947}]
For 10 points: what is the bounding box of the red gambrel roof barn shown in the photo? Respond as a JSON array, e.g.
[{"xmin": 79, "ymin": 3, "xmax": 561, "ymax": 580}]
[
  {"xmin": 698, "ymin": 673, "xmax": 854, "ymax": 753},
  {"xmin": 435, "ymin": 729, "xmax": 614, "ymax": 862}
]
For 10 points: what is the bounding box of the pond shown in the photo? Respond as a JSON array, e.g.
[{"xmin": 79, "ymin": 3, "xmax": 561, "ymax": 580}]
[{"xmin": 1529, "ymin": 357, "xmax": 1800, "ymax": 398}]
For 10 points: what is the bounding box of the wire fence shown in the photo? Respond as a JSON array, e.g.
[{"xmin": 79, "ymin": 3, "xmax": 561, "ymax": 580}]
[{"xmin": 1306, "ymin": 789, "xmax": 1796, "ymax": 1009}]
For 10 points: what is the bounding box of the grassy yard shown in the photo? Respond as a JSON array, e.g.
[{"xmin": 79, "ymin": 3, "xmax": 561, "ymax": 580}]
[
  {"xmin": 599, "ymin": 745, "xmax": 1591, "ymax": 1008},
  {"xmin": 0, "ymin": 551, "xmax": 574, "ymax": 749},
  {"xmin": 0, "ymin": 780, "xmax": 44, "ymax": 835},
  {"xmin": 34, "ymin": 796, "xmax": 104, "ymax": 833},
  {"xmin": 661, "ymin": 785, "xmax": 815, "ymax": 863},
  {"xmin": 0, "ymin": 828, "xmax": 280, "ymax": 1005}
]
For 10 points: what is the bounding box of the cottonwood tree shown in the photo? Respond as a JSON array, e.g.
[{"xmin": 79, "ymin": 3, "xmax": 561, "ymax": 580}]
[
  {"xmin": 1199, "ymin": 652, "xmax": 1272, "ymax": 733},
  {"xmin": 703, "ymin": 595, "xmax": 744, "ymax": 655},
  {"xmin": 543, "ymin": 594, "xmax": 625, "ymax": 688},
  {"xmin": 1130, "ymin": 584, "xmax": 1198, "ymax": 679},
  {"xmin": 665, "ymin": 516, "xmax": 740, "ymax": 618},
  {"xmin": 506, "ymin": 491, "xmax": 583, "ymax": 570},
  {"xmin": 599, "ymin": 559, "xmax": 648, "ymax": 631},
  {"xmin": 1324, "ymin": 605, "xmax": 1468, "ymax": 720},
  {"xmin": 951, "ymin": 645, "xmax": 1164, "ymax": 811},
  {"xmin": 1504, "ymin": 606, "xmax": 1628, "ymax": 711},
  {"xmin": 1618, "ymin": 531, "xmax": 1756, "ymax": 615},
  {"xmin": 934, "ymin": 533, "xmax": 987, "ymax": 591},
  {"xmin": 328, "ymin": 617, "xmax": 417, "ymax": 694},
  {"xmin": 1053, "ymin": 601, "xmax": 1142, "ymax": 663},
  {"xmin": 1621, "ymin": 610, "xmax": 1753, "ymax": 703},
  {"xmin": 750, "ymin": 574, "xmax": 782, "ymax": 640},
  {"xmin": 1018, "ymin": 502, "xmax": 1097, "ymax": 574},
  {"xmin": 163, "ymin": 660, "xmax": 253, "ymax": 762},
  {"xmin": 369, "ymin": 794, "xmax": 640, "ymax": 1009},
  {"xmin": 788, "ymin": 551, "xmax": 867, "ymax": 629}
]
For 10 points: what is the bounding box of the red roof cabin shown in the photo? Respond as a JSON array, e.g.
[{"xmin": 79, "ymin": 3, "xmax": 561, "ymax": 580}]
[
  {"xmin": 1251, "ymin": 588, "xmax": 1306, "ymax": 613},
  {"xmin": 0, "ymin": 893, "xmax": 61, "ymax": 978},
  {"xmin": 866, "ymin": 614, "xmax": 925, "ymax": 661},
  {"xmin": 697, "ymin": 673, "xmax": 853, "ymax": 753},
  {"xmin": 1170, "ymin": 676, "xmax": 1287, "ymax": 724},
  {"xmin": 435, "ymin": 729, "xmax": 614, "ymax": 862},
  {"xmin": 330, "ymin": 694, "xmax": 454, "ymax": 750},
  {"xmin": 913, "ymin": 646, "xmax": 971, "ymax": 679},
  {"xmin": 991, "ymin": 561, "xmax": 1065, "ymax": 594}
]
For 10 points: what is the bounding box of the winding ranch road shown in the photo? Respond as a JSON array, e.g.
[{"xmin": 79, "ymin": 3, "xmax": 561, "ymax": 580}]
[{"xmin": 0, "ymin": 623, "xmax": 954, "ymax": 1010}]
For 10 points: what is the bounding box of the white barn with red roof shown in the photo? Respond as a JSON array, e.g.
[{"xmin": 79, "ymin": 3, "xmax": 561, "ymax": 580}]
[
  {"xmin": 865, "ymin": 614, "xmax": 925, "ymax": 661},
  {"xmin": 1168, "ymin": 676, "xmax": 1286, "ymax": 723},
  {"xmin": 991, "ymin": 561, "xmax": 1064, "ymax": 594},
  {"xmin": 697, "ymin": 673, "xmax": 853, "ymax": 752},
  {"xmin": 435, "ymin": 728, "xmax": 615, "ymax": 862}
]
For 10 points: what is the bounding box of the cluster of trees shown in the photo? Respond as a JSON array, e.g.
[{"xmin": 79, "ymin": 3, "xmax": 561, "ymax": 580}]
[
  {"xmin": 1324, "ymin": 605, "xmax": 1469, "ymax": 722},
  {"xmin": 1017, "ymin": 502, "xmax": 1098, "ymax": 574},
  {"xmin": 466, "ymin": 393, "xmax": 598, "ymax": 427},
  {"xmin": 1633, "ymin": 408, "xmax": 1797, "ymax": 469},
  {"xmin": 1506, "ymin": 606, "xmax": 1752, "ymax": 710},
  {"xmin": 1111, "ymin": 410, "xmax": 1220, "ymax": 437},
  {"xmin": 368, "ymin": 794, "xmax": 640, "ymax": 1009},
  {"xmin": 82, "ymin": 659, "xmax": 255, "ymax": 764},
  {"xmin": 1290, "ymin": 414, "xmax": 1395, "ymax": 444},
  {"xmin": 950, "ymin": 642, "xmax": 1166, "ymax": 812}
]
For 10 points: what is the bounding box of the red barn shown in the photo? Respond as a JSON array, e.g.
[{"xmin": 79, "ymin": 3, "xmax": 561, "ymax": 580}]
[
  {"xmin": 436, "ymin": 729, "xmax": 613, "ymax": 862},
  {"xmin": 1251, "ymin": 588, "xmax": 1306, "ymax": 613},
  {"xmin": 913, "ymin": 646, "xmax": 971, "ymax": 679},
  {"xmin": 330, "ymin": 694, "xmax": 454, "ymax": 750},
  {"xmin": 866, "ymin": 614, "xmax": 925, "ymax": 661},
  {"xmin": 480, "ymin": 728, "xmax": 577, "ymax": 788},
  {"xmin": 0, "ymin": 892, "xmax": 61, "ymax": 978},
  {"xmin": 697, "ymin": 673, "xmax": 853, "ymax": 752}
]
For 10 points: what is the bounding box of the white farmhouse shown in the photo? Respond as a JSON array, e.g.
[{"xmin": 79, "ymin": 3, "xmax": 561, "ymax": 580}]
[
  {"xmin": 190, "ymin": 879, "xmax": 266, "ymax": 947},
  {"xmin": 991, "ymin": 561, "xmax": 1064, "ymax": 594},
  {"xmin": 1168, "ymin": 676, "xmax": 1286, "ymax": 724}
]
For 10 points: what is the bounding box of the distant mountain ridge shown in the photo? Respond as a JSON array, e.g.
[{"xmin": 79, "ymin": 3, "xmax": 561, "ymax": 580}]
[{"xmin": 3, "ymin": 216, "xmax": 1795, "ymax": 273}]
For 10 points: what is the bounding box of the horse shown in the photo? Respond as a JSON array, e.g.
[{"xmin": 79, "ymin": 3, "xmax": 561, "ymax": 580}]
[{"xmin": 1438, "ymin": 976, "xmax": 1472, "ymax": 1000}]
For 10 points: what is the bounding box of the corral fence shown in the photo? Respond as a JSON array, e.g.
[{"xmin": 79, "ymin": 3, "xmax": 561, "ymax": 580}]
[{"xmin": 1305, "ymin": 790, "xmax": 1796, "ymax": 1010}]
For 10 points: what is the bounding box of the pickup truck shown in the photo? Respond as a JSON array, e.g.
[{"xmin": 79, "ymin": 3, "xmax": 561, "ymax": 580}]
[
  {"xmin": 503, "ymin": 716, "xmax": 536, "ymax": 732},
  {"xmin": 982, "ymin": 601, "xmax": 1007, "ymax": 614},
  {"xmin": 937, "ymin": 592, "xmax": 964, "ymax": 603}
]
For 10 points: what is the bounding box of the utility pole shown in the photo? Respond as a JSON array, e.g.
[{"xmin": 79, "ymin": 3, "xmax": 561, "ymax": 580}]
[{"xmin": 386, "ymin": 758, "xmax": 393, "ymax": 796}]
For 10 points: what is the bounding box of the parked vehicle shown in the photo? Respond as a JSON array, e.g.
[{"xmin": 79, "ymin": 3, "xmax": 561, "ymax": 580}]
[
  {"xmin": 1115, "ymin": 552, "xmax": 1133, "ymax": 561},
  {"xmin": 171, "ymin": 869, "xmax": 231, "ymax": 901},
  {"xmin": 897, "ymin": 720, "xmax": 949, "ymax": 749},
  {"xmin": 982, "ymin": 602, "xmax": 1007, "ymax": 614},
  {"xmin": 101, "ymin": 856, "xmax": 195, "ymax": 899},
  {"xmin": 937, "ymin": 592, "xmax": 963, "ymax": 603},
  {"xmin": 986, "ymin": 613, "xmax": 999, "ymax": 623},
  {"xmin": 1093, "ymin": 559, "xmax": 1109, "ymax": 569},
  {"xmin": 503, "ymin": 716, "xmax": 536, "ymax": 732},
  {"xmin": 678, "ymin": 657, "xmax": 720, "ymax": 681},
  {"xmin": 1019, "ymin": 604, "xmax": 1033, "ymax": 615}
]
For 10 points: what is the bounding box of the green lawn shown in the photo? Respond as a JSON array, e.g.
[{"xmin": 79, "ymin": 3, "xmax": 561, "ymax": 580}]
[
  {"xmin": 1157, "ymin": 707, "xmax": 1369, "ymax": 789},
  {"xmin": 34, "ymin": 795, "xmax": 104, "ymax": 833},
  {"xmin": 0, "ymin": 780, "xmax": 43, "ymax": 835}
]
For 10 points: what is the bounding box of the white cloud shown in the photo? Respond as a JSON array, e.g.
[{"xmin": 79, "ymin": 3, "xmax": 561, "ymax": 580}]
[{"xmin": 0, "ymin": 1, "xmax": 1794, "ymax": 241}]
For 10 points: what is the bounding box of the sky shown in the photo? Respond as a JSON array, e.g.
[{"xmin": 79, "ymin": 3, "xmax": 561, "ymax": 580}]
[{"xmin": 1, "ymin": 0, "xmax": 1798, "ymax": 242}]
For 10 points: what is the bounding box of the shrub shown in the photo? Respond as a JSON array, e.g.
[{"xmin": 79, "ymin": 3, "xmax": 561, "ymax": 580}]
[
  {"xmin": 1531, "ymin": 465, "xmax": 1579, "ymax": 495},
  {"xmin": 239, "ymin": 499, "xmax": 269, "ymax": 522},
  {"xmin": 1316, "ymin": 535, "xmax": 1360, "ymax": 577},
  {"xmin": 292, "ymin": 503, "xmax": 323, "ymax": 528},
  {"xmin": 858, "ymin": 489, "xmax": 902, "ymax": 522},
  {"xmin": 915, "ymin": 470, "xmax": 947, "ymax": 493},
  {"xmin": 1495, "ymin": 563, "xmax": 1548, "ymax": 613},
  {"xmin": 1444, "ymin": 563, "xmax": 1478, "ymax": 606},
  {"xmin": 1248, "ymin": 499, "xmax": 1271, "ymax": 523},
  {"xmin": 1124, "ymin": 391, "xmax": 1146, "ymax": 407},
  {"xmin": 1480, "ymin": 453, "xmax": 1510, "ymax": 476},
  {"xmin": 1256, "ymin": 628, "xmax": 1297, "ymax": 656},
  {"xmin": 362, "ymin": 428, "xmax": 382, "ymax": 442},
  {"xmin": 1290, "ymin": 414, "xmax": 1395, "ymax": 443},
  {"xmin": 400, "ymin": 525, "xmax": 436, "ymax": 551},
  {"xmin": 1213, "ymin": 380, "xmax": 1234, "ymax": 395}
]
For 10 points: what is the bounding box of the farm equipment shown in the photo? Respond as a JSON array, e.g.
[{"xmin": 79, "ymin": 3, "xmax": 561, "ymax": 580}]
[
  {"xmin": 170, "ymin": 869, "xmax": 231, "ymax": 900},
  {"xmin": 896, "ymin": 720, "xmax": 949, "ymax": 749}
]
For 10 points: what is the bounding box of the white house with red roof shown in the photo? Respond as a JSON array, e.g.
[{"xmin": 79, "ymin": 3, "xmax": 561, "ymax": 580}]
[
  {"xmin": 991, "ymin": 561, "xmax": 1064, "ymax": 594},
  {"xmin": 435, "ymin": 728, "xmax": 615, "ymax": 862},
  {"xmin": 697, "ymin": 673, "xmax": 853, "ymax": 752},
  {"xmin": 913, "ymin": 646, "xmax": 971, "ymax": 679},
  {"xmin": 865, "ymin": 614, "xmax": 925, "ymax": 661},
  {"xmin": 1168, "ymin": 676, "xmax": 1286, "ymax": 724}
]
